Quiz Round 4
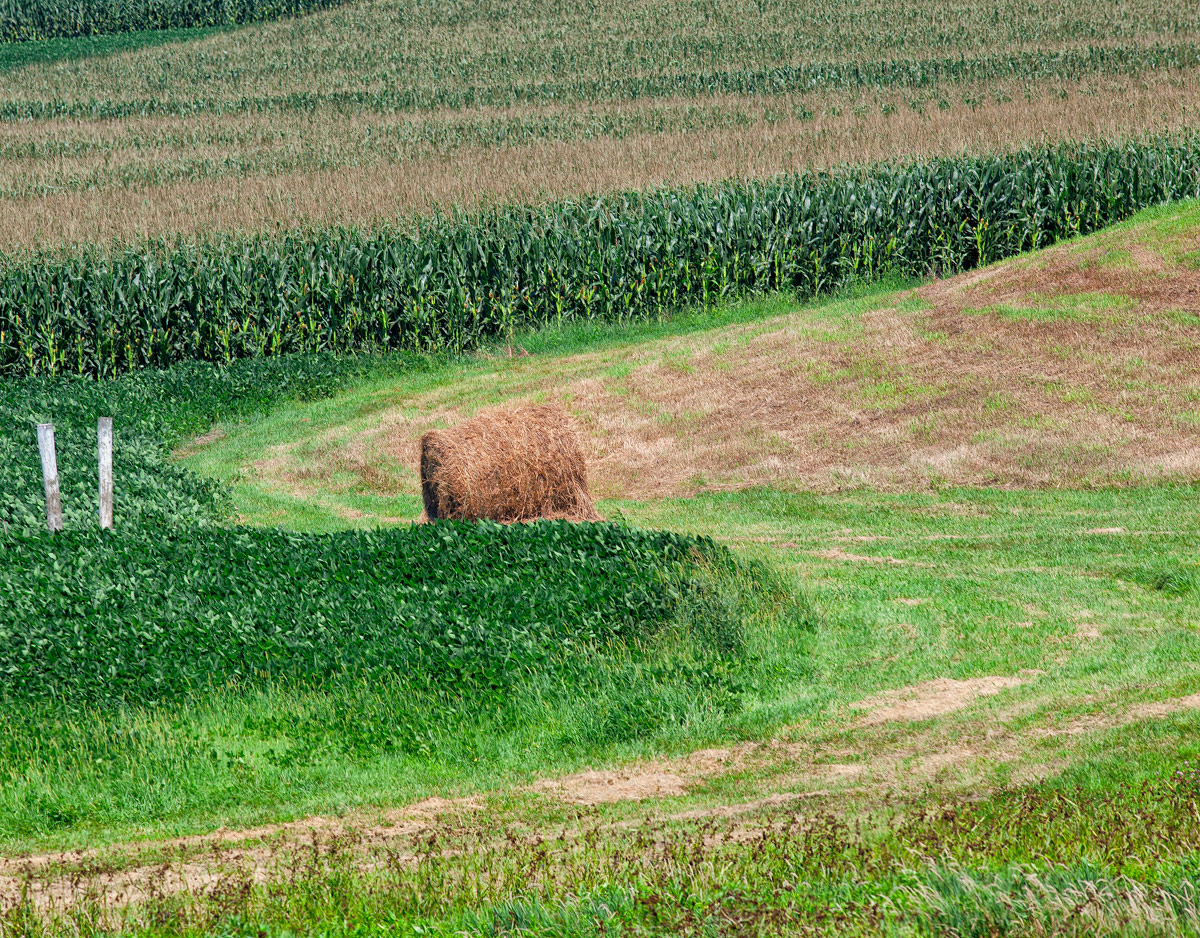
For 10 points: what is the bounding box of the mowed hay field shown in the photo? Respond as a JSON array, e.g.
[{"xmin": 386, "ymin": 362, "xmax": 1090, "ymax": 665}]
[
  {"xmin": 0, "ymin": 0, "xmax": 1198, "ymax": 247},
  {"xmin": 2, "ymin": 0, "xmax": 1200, "ymax": 934},
  {"xmin": 190, "ymin": 201, "xmax": 1200, "ymax": 521}
]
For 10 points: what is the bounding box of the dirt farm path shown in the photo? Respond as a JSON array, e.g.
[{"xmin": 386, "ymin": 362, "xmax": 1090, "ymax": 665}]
[{"xmin": 5, "ymin": 683, "xmax": 1200, "ymax": 914}]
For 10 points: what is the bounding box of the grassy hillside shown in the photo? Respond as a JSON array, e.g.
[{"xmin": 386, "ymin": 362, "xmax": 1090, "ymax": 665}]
[
  {"xmin": 0, "ymin": 0, "xmax": 1198, "ymax": 247},
  {"xmin": 184, "ymin": 199, "xmax": 1200, "ymax": 527}
]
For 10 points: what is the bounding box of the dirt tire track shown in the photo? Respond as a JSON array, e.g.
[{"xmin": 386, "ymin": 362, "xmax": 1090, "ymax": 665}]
[{"xmin": 6, "ymin": 687, "xmax": 1200, "ymax": 914}]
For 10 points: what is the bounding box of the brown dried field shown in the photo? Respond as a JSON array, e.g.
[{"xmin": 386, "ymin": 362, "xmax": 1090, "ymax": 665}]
[
  {"xmin": 228, "ymin": 205, "xmax": 1200, "ymax": 513},
  {"xmin": 2, "ymin": 71, "xmax": 1199, "ymax": 250}
]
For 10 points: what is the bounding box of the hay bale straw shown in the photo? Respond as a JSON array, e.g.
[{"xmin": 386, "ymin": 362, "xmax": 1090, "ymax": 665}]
[{"xmin": 419, "ymin": 403, "xmax": 602, "ymax": 523}]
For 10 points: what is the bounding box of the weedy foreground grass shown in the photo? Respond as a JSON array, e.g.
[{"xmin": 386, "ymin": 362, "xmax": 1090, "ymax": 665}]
[{"xmin": 6, "ymin": 733, "xmax": 1200, "ymax": 935}]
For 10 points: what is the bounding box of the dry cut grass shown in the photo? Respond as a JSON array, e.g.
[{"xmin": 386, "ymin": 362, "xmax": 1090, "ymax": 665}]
[{"xmin": 240, "ymin": 204, "xmax": 1200, "ymax": 504}]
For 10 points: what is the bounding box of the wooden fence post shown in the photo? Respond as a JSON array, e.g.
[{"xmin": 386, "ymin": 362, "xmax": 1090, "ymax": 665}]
[
  {"xmin": 98, "ymin": 417, "xmax": 113, "ymax": 529},
  {"xmin": 37, "ymin": 423, "xmax": 62, "ymax": 533}
]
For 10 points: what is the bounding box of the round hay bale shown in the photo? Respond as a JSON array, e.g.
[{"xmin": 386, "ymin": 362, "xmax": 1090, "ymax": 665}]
[{"xmin": 419, "ymin": 403, "xmax": 602, "ymax": 523}]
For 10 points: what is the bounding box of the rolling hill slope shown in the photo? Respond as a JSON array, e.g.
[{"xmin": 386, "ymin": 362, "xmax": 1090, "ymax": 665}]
[{"xmin": 185, "ymin": 200, "xmax": 1200, "ymax": 526}]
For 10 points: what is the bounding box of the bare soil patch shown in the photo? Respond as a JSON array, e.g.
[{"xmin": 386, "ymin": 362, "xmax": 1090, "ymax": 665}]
[
  {"xmin": 0, "ymin": 796, "xmax": 481, "ymax": 882},
  {"xmin": 1128, "ymin": 692, "xmax": 1200, "ymax": 720},
  {"xmin": 1075, "ymin": 621, "xmax": 1104, "ymax": 640},
  {"xmin": 533, "ymin": 769, "xmax": 688, "ymax": 805},
  {"xmin": 0, "ymin": 796, "xmax": 482, "ymax": 914},
  {"xmin": 856, "ymin": 676, "xmax": 1029, "ymax": 725}
]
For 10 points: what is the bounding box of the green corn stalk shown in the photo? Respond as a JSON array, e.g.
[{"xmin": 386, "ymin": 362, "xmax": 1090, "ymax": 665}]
[{"xmin": 1, "ymin": 136, "xmax": 1199, "ymax": 378}]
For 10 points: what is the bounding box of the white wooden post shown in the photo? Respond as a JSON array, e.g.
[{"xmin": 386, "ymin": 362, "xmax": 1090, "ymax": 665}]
[
  {"xmin": 37, "ymin": 423, "xmax": 62, "ymax": 533},
  {"xmin": 98, "ymin": 417, "xmax": 113, "ymax": 529}
]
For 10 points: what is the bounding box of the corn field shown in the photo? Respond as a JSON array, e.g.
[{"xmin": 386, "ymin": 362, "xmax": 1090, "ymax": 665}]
[
  {"xmin": 2, "ymin": 0, "xmax": 1196, "ymax": 249},
  {"xmin": 4, "ymin": 44, "xmax": 1200, "ymax": 123},
  {"xmin": 0, "ymin": 0, "xmax": 346, "ymax": 40},
  {"xmin": 3, "ymin": 0, "xmax": 1197, "ymax": 119},
  {"xmin": 3, "ymin": 136, "xmax": 1200, "ymax": 378}
]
